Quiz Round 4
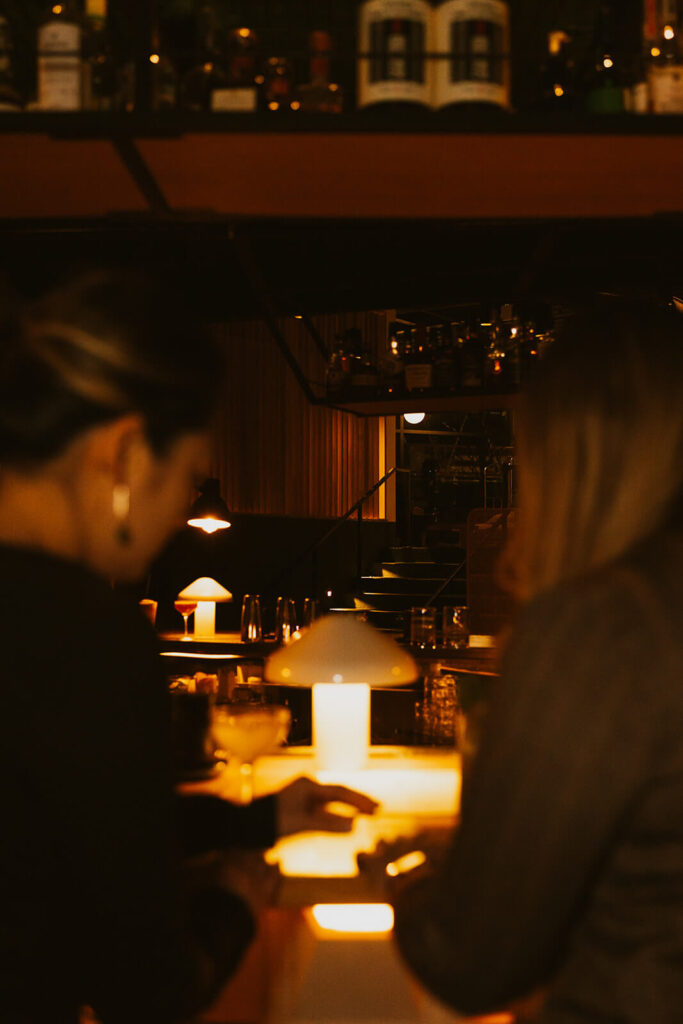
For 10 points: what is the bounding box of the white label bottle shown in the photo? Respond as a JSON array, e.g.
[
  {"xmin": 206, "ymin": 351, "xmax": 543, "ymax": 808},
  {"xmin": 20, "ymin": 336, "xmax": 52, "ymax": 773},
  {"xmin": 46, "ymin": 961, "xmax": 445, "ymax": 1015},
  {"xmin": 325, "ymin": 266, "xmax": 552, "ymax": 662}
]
[
  {"xmin": 357, "ymin": 0, "xmax": 432, "ymax": 109},
  {"xmin": 433, "ymin": 0, "xmax": 510, "ymax": 109},
  {"xmin": 37, "ymin": 3, "xmax": 82, "ymax": 110}
]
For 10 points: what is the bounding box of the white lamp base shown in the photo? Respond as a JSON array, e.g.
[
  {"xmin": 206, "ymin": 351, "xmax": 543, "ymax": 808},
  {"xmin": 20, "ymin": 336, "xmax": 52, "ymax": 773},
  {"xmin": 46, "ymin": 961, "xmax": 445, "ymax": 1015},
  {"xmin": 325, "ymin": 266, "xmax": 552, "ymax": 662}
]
[
  {"xmin": 194, "ymin": 602, "xmax": 216, "ymax": 636},
  {"xmin": 313, "ymin": 683, "xmax": 370, "ymax": 773}
]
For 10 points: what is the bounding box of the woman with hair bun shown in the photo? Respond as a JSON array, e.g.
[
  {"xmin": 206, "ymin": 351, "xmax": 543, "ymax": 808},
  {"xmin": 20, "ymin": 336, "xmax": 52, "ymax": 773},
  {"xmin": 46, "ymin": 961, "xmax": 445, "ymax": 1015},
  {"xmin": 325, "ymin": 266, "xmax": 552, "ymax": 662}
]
[
  {"xmin": 394, "ymin": 299, "xmax": 683, "ymax": 1022},
  {"xmin": 0, "ymin": 273, "xmax": 376, "ymax": 1024}
]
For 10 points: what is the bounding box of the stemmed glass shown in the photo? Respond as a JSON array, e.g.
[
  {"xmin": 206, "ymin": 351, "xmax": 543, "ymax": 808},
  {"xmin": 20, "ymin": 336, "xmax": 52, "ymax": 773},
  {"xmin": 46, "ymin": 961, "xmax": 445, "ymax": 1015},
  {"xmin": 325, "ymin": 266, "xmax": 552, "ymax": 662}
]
[
  {"xmin": 174, "ymin": 599, "xmax": 197, "ymax": 640},
  {"xmin": 212, "ymin": 704, "xmax": 291, "ymax": 803}
]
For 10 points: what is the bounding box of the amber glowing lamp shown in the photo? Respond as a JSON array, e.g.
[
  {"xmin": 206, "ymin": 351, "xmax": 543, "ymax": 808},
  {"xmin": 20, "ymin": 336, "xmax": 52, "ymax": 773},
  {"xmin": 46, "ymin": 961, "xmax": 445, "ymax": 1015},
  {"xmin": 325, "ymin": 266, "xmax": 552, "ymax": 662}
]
[
  {"xmin": 177, "ymin": 577, "xmax": 232, "ymax": 636},
  {"xmin": 265, "ymin": 615, "xmax": 417, "ymax": 772}
]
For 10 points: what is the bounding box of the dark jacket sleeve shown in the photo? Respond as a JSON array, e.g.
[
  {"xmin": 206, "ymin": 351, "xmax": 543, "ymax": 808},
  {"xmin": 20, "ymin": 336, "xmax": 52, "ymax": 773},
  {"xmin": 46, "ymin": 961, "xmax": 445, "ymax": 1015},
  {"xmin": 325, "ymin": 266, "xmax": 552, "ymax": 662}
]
[
  {"xmin": 175, "ymin": 792, "xmax": 278, "ymax": 858},
  {"xmin": 22, "ymin": 603, "xmax": 258, "ymax": 1023},
  {"xmin": 394, "ymin": 574, "xmax": 664, "ymax": 1015}
]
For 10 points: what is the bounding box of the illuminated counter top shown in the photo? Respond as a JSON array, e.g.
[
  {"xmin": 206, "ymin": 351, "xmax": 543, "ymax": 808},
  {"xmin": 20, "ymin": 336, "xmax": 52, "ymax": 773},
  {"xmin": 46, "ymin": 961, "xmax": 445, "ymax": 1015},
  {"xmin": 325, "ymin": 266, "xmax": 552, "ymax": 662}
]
[{"xmin": 197, "ymin": 745, "xmax": 460, "ymax": 891}]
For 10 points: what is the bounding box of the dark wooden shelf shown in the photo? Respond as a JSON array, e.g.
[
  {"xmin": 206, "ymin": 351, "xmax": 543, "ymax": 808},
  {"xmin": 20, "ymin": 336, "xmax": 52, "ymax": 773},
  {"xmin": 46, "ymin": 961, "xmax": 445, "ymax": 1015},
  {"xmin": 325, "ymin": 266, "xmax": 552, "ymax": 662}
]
[{"xmin": 2, "ymin": 113, "xmax": 683, "ymax": 222}]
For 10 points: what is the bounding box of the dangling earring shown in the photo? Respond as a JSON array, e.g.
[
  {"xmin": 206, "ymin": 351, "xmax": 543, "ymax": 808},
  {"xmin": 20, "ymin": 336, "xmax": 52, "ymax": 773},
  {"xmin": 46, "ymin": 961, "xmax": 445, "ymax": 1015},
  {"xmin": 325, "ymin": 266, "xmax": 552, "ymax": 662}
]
[{"xmin": 112, "ymin": 484, "xmax": 131, "ymax": 545}]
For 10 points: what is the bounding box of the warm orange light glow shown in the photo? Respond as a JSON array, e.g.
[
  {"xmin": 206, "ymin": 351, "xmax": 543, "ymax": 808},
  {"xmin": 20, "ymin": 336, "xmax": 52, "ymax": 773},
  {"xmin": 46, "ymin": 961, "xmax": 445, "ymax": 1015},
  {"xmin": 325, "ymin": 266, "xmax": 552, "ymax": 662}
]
[
  {"xmin": 603, "ymin": 55, "xmax": 614, "ymax": 69},
  {"xmin": 664, "ymin": 25, "xmax": 675, "ymax": 40},
  {"xmin": 52, "ymin": 4, "xmax": 63, "ymax": 14},
  {"xmin": 651, "ymin": 46, "xmax": 662, "ymax": 57},
  {"xmin": 493, "ymin": 358, "xmax": 502, "ymax": 374},
  {"xmin": 311, "ymin": 904, "xmax": 394, "ymax": 935},
  {"xmin": 238, "ymin": 27, "xmax": 252, "ymax": 38},
  {"xmin": 203, "ymin": 62, "xmax": 213, "ymax": 73},
  {"xmin": 554, "ymin": 84, "xmax": 564, "ymax": 97},
  {"xmin": 330, "ymin": 83, "xmax": 340, "ymax": 92},
  {"xmin": 187, "ymin": 516, "xmax": 231, "ymax": 534},
  {"xmin": 149, "ymin": 53, "xmax": 160, "ymax": 64},
  {"xmin": 268, "ymin": 101, "xmax": 279, "ymax": 111},
  {"xmin": 386, "ymin": 850, "xmax": 427, "ymax": 877},
  {"xmin": 293, "ymin": 314, "xmax": 303, "ymax": 319},
  {"xmin": 290, "ymin": 100, "xmax": 301, "ymax": 110}
]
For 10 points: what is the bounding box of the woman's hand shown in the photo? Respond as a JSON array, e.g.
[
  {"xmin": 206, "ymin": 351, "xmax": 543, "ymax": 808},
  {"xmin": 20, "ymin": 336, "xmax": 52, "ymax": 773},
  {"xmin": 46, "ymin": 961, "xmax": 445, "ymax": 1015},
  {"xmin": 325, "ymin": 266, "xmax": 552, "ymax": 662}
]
[{"xmin": 275, "ymin": 776, "xmax": 379, "ymax": 837}]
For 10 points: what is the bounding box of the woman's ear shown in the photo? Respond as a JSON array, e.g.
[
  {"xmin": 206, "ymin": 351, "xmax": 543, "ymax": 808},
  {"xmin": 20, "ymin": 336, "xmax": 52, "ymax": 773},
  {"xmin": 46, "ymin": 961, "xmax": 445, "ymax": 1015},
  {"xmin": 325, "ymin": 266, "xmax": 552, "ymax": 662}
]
[{"xmin": 81, "ymin": 414, "xmax": 147, "ymax": 481}]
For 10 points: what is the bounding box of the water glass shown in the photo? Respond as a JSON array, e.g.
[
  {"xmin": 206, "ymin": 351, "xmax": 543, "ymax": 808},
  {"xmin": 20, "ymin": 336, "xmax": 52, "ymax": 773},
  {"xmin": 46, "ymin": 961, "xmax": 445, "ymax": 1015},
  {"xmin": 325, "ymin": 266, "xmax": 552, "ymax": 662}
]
[
  {"xmin": 302, "ymin": 597, "xmax": 320, "ymax": 628},
  {"xmin": 442, "ymin": 606, "xmax": 469, "ymax": 649},
  {"xmin": 138, "ymin": 599, "xmax": 157, "ymax": 627},
  {"xmin": 275, "ymin": 597, "xmax": 297, "ymax": 644},
  {"xmin": 240, "ymin": 595, "xmax": 262, "ymax": 643},
  {"xmin": 410, "ymin": 606, "xmax": 437, "ymax": 649}
]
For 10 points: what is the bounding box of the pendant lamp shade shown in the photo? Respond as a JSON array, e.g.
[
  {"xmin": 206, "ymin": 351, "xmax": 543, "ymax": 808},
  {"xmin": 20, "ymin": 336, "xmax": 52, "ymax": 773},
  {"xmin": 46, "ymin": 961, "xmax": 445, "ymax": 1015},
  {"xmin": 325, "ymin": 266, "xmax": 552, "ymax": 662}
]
[{"xmin": 188, "ymin": 478, "xmax": 232, "ymax": 534}]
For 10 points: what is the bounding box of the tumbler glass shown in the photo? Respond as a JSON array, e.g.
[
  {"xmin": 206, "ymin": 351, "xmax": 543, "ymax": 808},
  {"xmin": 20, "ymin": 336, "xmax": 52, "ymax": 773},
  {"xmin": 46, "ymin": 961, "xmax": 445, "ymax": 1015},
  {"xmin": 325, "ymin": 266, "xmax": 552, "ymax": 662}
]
[
  {"xmin": 240, "ymin": 595, "xmax": 262, "ymax": 643},
  {"xmin": 275, "ymin": 597, "xmax": 297, "ymax": 643},
  {"xmin": 410, "ymin": 606, "xmax": 437, "ymax": 649},
  {"xmin": 442, "ymin": 605, "xmax": 469, "ymax": 649},
  {"xmin": 302, "ymin": 597, "xmax": 320, "ymax": 628}
]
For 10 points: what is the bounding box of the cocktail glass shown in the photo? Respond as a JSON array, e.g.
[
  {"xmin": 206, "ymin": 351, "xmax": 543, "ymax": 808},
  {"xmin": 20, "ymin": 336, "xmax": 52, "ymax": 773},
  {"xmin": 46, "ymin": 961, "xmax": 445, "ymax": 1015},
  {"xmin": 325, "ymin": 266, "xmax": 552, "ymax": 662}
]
[
  {"xmin": 174, "ymin": 599, "xmax": 197, "ymax": 640},
  {"xmin": 212, "ymin": 704, "xmax": 291, "ymax": 803}
]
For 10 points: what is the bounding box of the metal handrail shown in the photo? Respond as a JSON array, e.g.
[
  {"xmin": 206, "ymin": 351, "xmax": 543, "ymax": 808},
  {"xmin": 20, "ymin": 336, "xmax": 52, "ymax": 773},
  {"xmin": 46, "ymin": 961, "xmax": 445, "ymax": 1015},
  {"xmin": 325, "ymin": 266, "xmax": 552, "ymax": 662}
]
[{"xmin": 265, "ymin": 466, "xmax": 411, "ymax": 598}]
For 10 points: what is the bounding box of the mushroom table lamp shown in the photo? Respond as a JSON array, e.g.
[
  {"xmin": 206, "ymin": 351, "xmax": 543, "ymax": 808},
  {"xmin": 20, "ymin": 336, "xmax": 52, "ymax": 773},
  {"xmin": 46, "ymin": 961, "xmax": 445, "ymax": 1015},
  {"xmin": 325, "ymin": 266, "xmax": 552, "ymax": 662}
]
[
  {"xmin": 177, "ymin": 577, "xmax": 232, "ymax": 636},
  {"xmin": 265, "ymin": 615, "xmax": 417, "ymax": 773}
]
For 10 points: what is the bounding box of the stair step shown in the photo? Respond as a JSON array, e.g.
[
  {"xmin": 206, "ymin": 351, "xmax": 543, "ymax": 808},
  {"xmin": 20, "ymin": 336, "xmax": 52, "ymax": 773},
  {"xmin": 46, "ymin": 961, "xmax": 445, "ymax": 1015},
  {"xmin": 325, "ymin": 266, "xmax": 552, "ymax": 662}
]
[
  {"xmin": 362, "ymin": 576, "xmax": 465, "ymax": 595},
  {"xmin": 380, "ymin": 562, "xmax": 465, "ymax": 580},
  {"xmin": 388, "ymin": 546, "xmax": 431, "ymax": 562},
  {"xmin": 355, "ymin": 592, "xmax": 466, "ymax": 613}
]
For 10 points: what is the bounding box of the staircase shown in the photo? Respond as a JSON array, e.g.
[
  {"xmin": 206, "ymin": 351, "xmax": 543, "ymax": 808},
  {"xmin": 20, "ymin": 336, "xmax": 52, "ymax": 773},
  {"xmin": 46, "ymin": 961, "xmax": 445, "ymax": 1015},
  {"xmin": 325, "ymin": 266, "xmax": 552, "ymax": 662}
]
[{"xmin": 350, "ymin": 543, "xmax": 467, "ymax": 635}]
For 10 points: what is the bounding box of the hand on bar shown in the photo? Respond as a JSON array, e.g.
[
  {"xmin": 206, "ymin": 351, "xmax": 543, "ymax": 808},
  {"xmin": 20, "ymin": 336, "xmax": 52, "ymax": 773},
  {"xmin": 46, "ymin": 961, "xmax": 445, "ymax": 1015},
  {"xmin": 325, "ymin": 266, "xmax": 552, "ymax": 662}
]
[{"xmin": 276, "ymin": 776, "xmax": 379, "ymax": 838}]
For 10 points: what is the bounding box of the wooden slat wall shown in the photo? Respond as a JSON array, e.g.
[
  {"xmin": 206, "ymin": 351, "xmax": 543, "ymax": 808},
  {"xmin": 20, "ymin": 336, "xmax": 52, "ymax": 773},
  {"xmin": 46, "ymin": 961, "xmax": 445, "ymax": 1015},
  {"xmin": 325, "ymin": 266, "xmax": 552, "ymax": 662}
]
[{"xmin": 210, "ymin": 312, "xmax": 389, "ymax": 519}]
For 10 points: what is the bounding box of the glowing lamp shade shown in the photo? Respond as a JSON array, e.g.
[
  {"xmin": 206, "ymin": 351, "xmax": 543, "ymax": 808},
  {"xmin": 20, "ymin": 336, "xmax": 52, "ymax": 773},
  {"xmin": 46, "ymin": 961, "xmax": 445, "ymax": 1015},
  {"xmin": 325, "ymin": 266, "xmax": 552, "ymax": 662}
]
[
  {"xmin": 187, "ymin": 478, "xmax": 232, "ymax": 534},
  {"xmin": 403, "ymin": 411, "xmax": 425, "ymax": 425},
  {"xmin": 177, "ymin": 577, "xmax": 232, "ymax": 636},
  {"xmin": 265, "ymin": 615, "xmax": 417, "ymax": 772}
]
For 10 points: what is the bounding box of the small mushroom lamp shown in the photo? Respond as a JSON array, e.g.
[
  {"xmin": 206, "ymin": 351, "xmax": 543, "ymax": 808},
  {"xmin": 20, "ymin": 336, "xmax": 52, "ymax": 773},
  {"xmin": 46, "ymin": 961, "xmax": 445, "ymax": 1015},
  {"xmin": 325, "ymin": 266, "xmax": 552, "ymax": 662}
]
[
  {"xmin": 265, "ymin": 614, "xmax": 417, "ymax": 772},
  {"xmin": 177, "ymin": 577, "xmax": 232, "ymax": 637}
]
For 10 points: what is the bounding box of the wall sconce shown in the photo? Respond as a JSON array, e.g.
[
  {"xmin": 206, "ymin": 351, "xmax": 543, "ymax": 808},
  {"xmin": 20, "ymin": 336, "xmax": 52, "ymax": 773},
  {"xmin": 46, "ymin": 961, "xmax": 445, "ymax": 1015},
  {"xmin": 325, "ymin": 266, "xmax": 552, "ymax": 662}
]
[
  {"xmin": 265, "ymin": 615, "xmax": 417, "ymax": 772},
  {"xmin": 188, "ymin": 478, "xmax": 232, "ymax": 534},
  {"xmin": 177, "ymin": 576, "xmax": 232, "ymax": 636}
]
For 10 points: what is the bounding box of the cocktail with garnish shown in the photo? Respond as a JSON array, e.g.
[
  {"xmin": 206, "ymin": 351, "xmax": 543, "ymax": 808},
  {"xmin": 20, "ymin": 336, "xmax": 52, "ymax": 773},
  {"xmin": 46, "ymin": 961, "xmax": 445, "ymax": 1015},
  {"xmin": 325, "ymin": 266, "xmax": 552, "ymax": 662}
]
[
  {"xmin": 212, "ymin": 704, "xmax": 291, "ymax": 803},
  {"xmin": 174, "ymin": 599, "xmax": 197, "ymax": 639}
]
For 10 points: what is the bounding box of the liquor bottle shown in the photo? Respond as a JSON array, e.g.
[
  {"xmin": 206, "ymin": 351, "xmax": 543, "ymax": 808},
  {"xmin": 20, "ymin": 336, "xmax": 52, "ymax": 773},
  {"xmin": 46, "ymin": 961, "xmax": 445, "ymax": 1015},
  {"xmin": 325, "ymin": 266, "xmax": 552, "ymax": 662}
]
[
  {"xmin": 357, "ymin": 0, "xmax": 431, "ymax": 110},
  {"xmin": 433, "ymin": 0, "xmax": 510, "ymax": 110},
  {"xmin": 433, "ymin": 324, "xmax": 459, "ymax": 390},
  {"xmin": 583, "ymin": 2, "xmax": 624, "ymax": 113},
  {"xmin": 457, "ymin": 322, "xmax": 484, "ymax": 390},
  {"xmin": 37, "ymin": 2, "xmax": 82, "ymax": 110},
  {"xmin": 263, "ymin": 56, "xmax": 294, "ymax": 112},
  {"xmin": 380, "ymin": 323, "xmax": 405, "ymax": 396},
  {"xmin": 404, "ymin": 326, "xmax": 433, "ymax": 392},
  {"xmin": 211, "ymin": 27, "xmax": 259, "ymax": 112},
  {"xmin": 649, "ymin": 1, "xmax": 683, "ymax": 113},
  {"xmin": 82, "ymin": 0, "xmax": 117, "ymax": 111},
  {"xmin": 0, "ymin": 12, "xmax": 21, "ymax": 111},
  {"xmin": 180, "ymin": 4, "xmax": 228, "ymax": 111},
  {"xmin": 295, "ymin": 30, "xmax": 343, "ymax": 113},
  {"xmin": 538, "ymin": 30, "xmax": 576, "ymax": 112}
]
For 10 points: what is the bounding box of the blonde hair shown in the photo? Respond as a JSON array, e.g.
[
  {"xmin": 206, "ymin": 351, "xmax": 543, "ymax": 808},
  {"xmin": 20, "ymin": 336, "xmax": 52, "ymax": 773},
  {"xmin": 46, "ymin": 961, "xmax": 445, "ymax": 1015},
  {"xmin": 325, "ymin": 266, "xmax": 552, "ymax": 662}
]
[{"xmin": 500, "ymin": 301, "xmax": 683, "ymax": 601}]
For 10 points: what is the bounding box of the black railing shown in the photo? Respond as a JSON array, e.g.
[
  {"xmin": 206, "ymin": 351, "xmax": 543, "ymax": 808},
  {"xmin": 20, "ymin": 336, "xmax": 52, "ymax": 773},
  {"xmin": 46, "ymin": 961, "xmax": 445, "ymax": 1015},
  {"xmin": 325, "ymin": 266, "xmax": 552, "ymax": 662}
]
[{"xmin": 265, "ymin": 466, "xmax": 412, "ymax": 600}]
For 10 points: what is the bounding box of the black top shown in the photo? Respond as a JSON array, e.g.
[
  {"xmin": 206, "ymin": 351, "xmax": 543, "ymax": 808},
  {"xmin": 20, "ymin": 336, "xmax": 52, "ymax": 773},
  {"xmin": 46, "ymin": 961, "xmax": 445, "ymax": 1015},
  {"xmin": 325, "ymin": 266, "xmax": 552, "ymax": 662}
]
[
  {"xmin": 395, "ymin": 531, "xmax": 683, "ymax": 1022},
  {"xmin": 0, "ymin": 544, "xmax": 276, "ymax": 1023}
]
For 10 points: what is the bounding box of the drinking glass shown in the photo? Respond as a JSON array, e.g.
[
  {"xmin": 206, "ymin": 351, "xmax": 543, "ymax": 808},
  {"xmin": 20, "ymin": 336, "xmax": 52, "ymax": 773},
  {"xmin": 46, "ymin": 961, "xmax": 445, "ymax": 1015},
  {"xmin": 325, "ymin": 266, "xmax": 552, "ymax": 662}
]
[
  {"xmin": 442, "ymin": 606, "xmax": 469, "ymax": 649},
  {"xmin": 275, "ymin": 597, "xmax": 297, "ymax": 643},
  {"xmin": 410, "ymin": 606, "xmax": 437, "ymax": 649},
  {"xmin": 174, "ymin": 599, "xmax": 197, "ymax": 640},
  {"xmin": 139, "ymin": 599, "xmax": 157, "ymax": 627},
  {"xmin": 302, "ymin": 597, "xmax": 320, "ymax": 628},
  {"xmin": 212, "ymin": 704, "xmax": 291, "ymax": 803},
  {"xmin": 240, "ymin": 595, "xmax": 262, "ymax": 642}
]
